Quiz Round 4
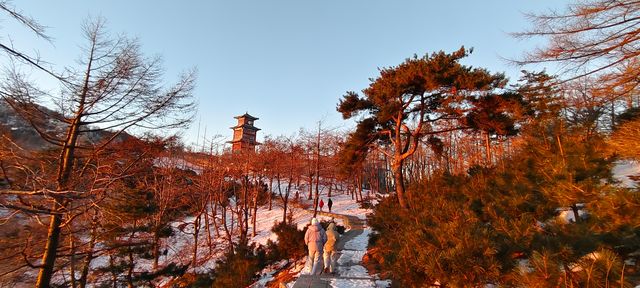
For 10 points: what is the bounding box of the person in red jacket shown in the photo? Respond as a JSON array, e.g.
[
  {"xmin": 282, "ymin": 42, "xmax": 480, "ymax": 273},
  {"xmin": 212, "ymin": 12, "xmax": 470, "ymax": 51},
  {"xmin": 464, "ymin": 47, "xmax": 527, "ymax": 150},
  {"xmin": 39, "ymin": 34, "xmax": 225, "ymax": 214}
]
[{"xmin": 319, "ymin": 198, "xmax": 324, "ymax": 211}]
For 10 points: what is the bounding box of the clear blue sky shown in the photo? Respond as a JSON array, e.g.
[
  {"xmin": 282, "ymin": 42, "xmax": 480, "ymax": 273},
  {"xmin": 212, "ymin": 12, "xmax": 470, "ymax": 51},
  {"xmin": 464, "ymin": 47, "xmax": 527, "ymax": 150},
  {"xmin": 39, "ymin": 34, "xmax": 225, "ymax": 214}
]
[{"xmin": 2, "ymin": 1, "xmax": 567, "ymax": 147}]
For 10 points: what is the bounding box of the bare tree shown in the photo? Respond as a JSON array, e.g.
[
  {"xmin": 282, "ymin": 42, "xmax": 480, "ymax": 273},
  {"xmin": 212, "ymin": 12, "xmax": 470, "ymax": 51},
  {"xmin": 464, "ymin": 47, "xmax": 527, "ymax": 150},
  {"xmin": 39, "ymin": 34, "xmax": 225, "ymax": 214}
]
[
  {"xmin": 516, "ymin": 0, "xmax": 640, "ymax": 108},
  {"xmin": 266, "ymin": 135, "xmax": 303, "ymax": 224},
  {"xmin": 0, "ymin": 1, "xmax": 66, "ymax": 82},
  {"xmin": 0, "ymin": 18, "xmax": 195, "ymax": 287}
]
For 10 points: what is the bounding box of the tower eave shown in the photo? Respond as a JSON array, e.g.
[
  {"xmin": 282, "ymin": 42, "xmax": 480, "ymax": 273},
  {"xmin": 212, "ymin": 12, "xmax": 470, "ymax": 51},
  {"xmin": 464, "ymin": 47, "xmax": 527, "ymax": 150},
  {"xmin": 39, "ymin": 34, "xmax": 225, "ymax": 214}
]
[
  {"xmin": 230, "ymin": 125, "xmax": 261, "ymax": 131},
  {"xmin": 233, "ymin": 113, "xmax": 259, "ymax": 120}
]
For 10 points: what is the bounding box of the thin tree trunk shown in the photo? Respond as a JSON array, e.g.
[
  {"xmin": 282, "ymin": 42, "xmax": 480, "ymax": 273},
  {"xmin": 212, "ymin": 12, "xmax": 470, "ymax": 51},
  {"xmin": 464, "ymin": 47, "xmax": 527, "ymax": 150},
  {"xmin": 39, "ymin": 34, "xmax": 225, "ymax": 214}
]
[
  {"xmin": 350, "ymin": 183, "xmax": 355, "ymax": 200},
  {"xmin": 314, "ymin": 121, "xmax": 321, "ymax": 216},
  {"xmin": 357, "ymin": 174, "xmax": 363, "ymax": 202},
  {"xmin": 485, "ymin": 132, "xmax": 492, "ymax": 166},
  {"xmin": 109, "ymin": 256, "xmax": 117, "ymax": 288},
  {"xmin": 78, "ymin": 213, "xmax": 98, "ymax": 288},
  {"xmin": 242, "ymin": 177, "xmax": 249, "ymax": 244},
  {"xmin": 268, "ymin": 177, "xmax": 273, "ymax": 210},
  {"xmin": 230, "ymin": 205, "xmax": 235, "ymax": 237},
  {"xmin": 307, "ymin": 173, "xmax": 313, "ymax": 200},
  {"xmin": 556, "ymin": 134, "xmax": 566, "ymax": 167},
  {"xmin": 152, "ymin": 232, "xmax": 160, "ymax": 270},
  {"xmin": 212, "ymin": 201, "xmax": 221, "ymax": 238},
  {"xmin": 570, "ymin": 204, "xmax": 581, "ymax": 224},
  {"xmin": 126, "ymin": 221, "xmax": 136, "ymax": 288},
  {"xmin": 282, "ymin": 175, "xmax": 292, "ymax": 224},
  {"xmin": 221, "ymin": 205, "xmax": 233, "ymax": 251},
  {"xmin": 204, "ymin": 205, "xmax": 212, "ymax": 251},
  {"xmin": 192, "ymin": 214, "xmax": 200, "ymax": 267},
  {"xmin": 36, "ymin": 204, "xmax": 63, "ymax": 288},
  {"xmin": 0, "ymin": 160, "xmax": 12, "ymax": 187},
  {"xmin": 69, "ymin": 226, "xmax": 77, "ymax": 288},
  {"xmin": 252, "ymin": 184, "xmax": 258, "ymax": 237}
]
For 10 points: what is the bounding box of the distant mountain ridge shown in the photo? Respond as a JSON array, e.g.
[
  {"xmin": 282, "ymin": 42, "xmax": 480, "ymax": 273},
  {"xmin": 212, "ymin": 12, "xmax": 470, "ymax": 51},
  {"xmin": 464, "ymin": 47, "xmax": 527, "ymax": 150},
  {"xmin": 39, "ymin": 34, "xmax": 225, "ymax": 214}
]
[
  {"xmin": 0, "ymin": 100, "xmax": 62, "ymax": 150},
  {"xmin": 0, "ymin": 100, "xmax": 131, "ymax": 150}
]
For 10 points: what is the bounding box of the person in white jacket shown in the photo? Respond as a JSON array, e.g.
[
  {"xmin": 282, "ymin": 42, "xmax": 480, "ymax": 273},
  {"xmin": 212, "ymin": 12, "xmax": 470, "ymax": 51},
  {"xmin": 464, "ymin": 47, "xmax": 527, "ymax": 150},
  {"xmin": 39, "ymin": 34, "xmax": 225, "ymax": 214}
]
[{"xmin": 304, "ymin": 218, "xmax": 327, "ymax": 275}]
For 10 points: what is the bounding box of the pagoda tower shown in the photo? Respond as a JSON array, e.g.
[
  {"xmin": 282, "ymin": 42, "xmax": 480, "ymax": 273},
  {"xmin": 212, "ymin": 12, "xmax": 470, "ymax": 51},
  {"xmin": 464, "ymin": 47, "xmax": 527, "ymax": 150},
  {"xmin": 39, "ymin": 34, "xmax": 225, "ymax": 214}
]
[{"xmin": 229, "ymin": 113, "xmax": 260, "ymax": 152}]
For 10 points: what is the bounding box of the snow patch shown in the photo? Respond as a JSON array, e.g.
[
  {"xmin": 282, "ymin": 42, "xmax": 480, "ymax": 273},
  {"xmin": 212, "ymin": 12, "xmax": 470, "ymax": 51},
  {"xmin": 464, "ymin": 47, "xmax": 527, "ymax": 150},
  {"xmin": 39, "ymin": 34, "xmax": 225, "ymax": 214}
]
[
  {"xmin": 612, "ymin": 160, "xmax": 640, "ymax": 188},
  {"xmin": 344, "ymin": 228, "xmax": 371, "ymax": 251}
]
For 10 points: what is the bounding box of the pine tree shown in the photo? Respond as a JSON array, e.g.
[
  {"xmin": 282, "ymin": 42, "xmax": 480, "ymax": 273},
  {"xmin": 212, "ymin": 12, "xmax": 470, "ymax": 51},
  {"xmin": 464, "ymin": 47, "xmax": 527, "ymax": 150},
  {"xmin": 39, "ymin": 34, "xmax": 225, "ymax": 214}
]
[{"xmin": 337, "ymin": 48, "xmax": 506, "ymax": 209}]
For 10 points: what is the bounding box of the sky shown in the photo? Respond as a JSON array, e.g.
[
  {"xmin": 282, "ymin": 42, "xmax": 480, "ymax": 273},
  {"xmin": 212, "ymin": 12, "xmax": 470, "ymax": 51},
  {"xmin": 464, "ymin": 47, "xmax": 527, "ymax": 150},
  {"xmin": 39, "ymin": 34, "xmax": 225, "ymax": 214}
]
[{"xmin": 1, "ymin": 1, "xmax": 569, "ymax": 148}]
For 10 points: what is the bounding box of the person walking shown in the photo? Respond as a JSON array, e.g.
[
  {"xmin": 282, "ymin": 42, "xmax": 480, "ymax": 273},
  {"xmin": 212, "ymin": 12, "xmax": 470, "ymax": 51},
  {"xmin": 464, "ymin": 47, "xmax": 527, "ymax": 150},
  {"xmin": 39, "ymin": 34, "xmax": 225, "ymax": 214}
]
[
  {"xmin": 323, "ymin": 222, "xmax": 340, "ymax": 274},
  {"xmin": 304, "ymin": 218, "xmax": 327, "ymax": 275},
  {"xmin": 319, "ymin": 198, "xmax": 324, "ymax": 211},
  {"xmin": 327, "ymin": 197, "xmax": 333, "ymax": 213}
]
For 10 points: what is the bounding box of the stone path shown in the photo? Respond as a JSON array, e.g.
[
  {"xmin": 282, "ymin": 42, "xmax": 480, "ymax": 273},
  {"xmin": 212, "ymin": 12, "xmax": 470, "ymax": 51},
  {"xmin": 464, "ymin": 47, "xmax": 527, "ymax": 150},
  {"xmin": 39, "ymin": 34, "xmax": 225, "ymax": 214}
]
[{"xmin": 292, "ymin": 214, "xmax": 378, "ymax": 288}]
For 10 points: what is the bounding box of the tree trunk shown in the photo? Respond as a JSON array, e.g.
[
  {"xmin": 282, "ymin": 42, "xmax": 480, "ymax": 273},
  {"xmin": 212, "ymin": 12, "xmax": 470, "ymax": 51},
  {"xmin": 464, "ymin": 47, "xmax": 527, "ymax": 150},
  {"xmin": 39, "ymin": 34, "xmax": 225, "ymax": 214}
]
[
  {"xmin": 484, "ymin": 132, "xmax": 492, "ymax": 166},
  {"xmin": 283, "ymin": 176, "xmax": 292, "ymax": 224},
  {"xmin": 268, "ymin": 177, "xmax": 273, "ymax": 210},
  {"xmin": 109, "ymin": 256, "xmax": 117, "ymax": 288},
  {"xmin": 221, "ymin": 206, "xmax": 233, "ymax": 250},
  {"xmin": 570, "ymin": 204, "xmax": 581, "ymax": 223},
  {"xmin": 36, "ymin": 203, "xmax": 63, "ymax": 288},
  {"xmin": 392, "ymin": 162, "xmax": 408, "ymax": 209},
  {"xmin": 152, "ymin": 233, "xmax": 160, "ymax": 270},
  {"xmin": 192, "ymin": 214, "xmax": 200, "ymax": 267},
  {"xmin": 307, "ymin": 173, "xmax": 313, "ymax": 200},
  {"xmin": 230, "ymin": 205, "xmax": 235, "ymax": 237},
  {"xmin": 350, "ymin": 183, "xmax": 355, "ymax": 200},
  {"xmin": 37, "ymin": 48, "xmax": 93, "ymax": 287},
  {"xmin": 126, "ymin": 222, "xmax": 136, "ymax": 288},
  {"xmin": 242, "ymin": 178, "xmax": 249, "ymax": 244},
  {"xmin": 78, "ymin": 214, "xmax": 98, "ymax": 288},
  {"xmin": 314, "ymin": 121, "xmax": 321, "ymax": 215},
  {"xmin": 69, "ymin": 227, "xmax": 77, "ymax": 288},
  {"xmin": 357, "ymin": 174, "xmax": 363, "ymax": 202},
  {"xmin": 282, "ymin": 197, "xmax": 288, "ymax": 225},
  {"xmin": 212, "ymin": 201, "xmax": 221, "ymax": 238},
  {"xmin": 204, "ymin": 205, "xmax": 213, "ymax": 252},
  {"xmin": 252, "ymin": 185, "xmax": 258, "ymax": 237},
  {"xmin": 0, "ymin": 160, "xmax": 12, "ymax": 187}
]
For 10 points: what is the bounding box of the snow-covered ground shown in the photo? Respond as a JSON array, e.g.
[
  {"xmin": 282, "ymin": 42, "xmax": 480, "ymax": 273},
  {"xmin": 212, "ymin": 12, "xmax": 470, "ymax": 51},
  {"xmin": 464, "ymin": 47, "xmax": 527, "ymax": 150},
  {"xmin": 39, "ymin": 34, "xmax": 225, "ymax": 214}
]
[
  {"xmin": 254, "ymin": 191, "xmax": 379, "ymax": 287},
  {"xmin": 613, "ymin": 160, "xmax": 640, "ymax": 189},
  {"xmin": 327, "ymin": 194, "xmax": 372, "ymax": 221},
  {"xmin": 138, "ymin": 161, "xmax": 640, "ymax": 286},
  {"xmin": 169, "ymin": 185, "xmax": 378, "ymax": 286},
  {"xmin": 251, "ymin": 191, "xmax": 371, "ymax": 246},
  {"xmin": 67, "ymin": 183, "xmax": 375, "ymax": 287},
  {"xmin": 260, "ymin": 190, "xmax": 393, "ymax": 288},
  {"xmin": 329, "ymin": 227, "xmax": 391, "ymax": 288}
]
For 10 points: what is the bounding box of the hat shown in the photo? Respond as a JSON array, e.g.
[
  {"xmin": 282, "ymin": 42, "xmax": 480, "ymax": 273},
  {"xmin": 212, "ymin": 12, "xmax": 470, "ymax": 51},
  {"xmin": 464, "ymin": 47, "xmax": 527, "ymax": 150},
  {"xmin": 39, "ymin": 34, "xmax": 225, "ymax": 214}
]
[{"xmin": 311, "ymin": 218, "xmax": 318, "ymax": 225}]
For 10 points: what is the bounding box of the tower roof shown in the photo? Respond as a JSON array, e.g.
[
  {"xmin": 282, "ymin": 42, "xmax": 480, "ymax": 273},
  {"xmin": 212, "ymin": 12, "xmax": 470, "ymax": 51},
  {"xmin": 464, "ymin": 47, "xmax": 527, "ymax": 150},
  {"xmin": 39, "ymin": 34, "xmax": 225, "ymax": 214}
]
[
  {"xmin": 234, "ymin": 112, "xmax": 259, "ymax": 120},
  {"xmin": 230, "ymin": 124, "xmax": 261, "ymax": 130}
]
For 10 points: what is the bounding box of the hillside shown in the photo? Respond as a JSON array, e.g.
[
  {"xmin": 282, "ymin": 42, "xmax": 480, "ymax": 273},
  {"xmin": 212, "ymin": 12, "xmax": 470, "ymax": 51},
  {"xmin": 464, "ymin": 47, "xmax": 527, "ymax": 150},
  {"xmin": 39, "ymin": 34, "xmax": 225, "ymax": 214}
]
[{"xmin": 0, "ymin": 100, "xmax": 133, "ymax": 150}]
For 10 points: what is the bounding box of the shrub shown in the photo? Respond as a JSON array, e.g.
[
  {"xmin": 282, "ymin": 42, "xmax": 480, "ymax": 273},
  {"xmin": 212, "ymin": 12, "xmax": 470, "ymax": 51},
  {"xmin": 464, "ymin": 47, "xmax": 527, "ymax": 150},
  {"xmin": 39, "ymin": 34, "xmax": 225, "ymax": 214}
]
[
  {"xmin": 211, "ymin": 242, "xmax": 266, "ymax": 288},
  {"xmin": 166, "ymin": 272, "xmax": 213, "ymax": 288},
  {"xmin": 266, "ymin": 220, "xmax": 306, "ymax": 262},
  {"xmin": 359, "ymin": 200, "xmax": 375, "ymax": 209},
  {"xmin": 366, "ymin": 128, "xmax": 640, "ymax": 287}
]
